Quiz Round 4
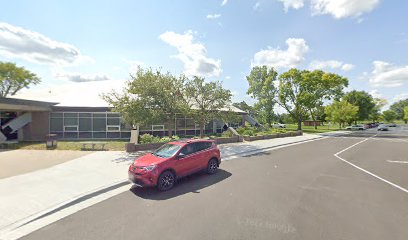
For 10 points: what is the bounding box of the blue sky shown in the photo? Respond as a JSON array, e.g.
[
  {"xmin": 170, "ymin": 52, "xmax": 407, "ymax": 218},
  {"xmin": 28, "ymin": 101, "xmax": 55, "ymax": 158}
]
[{"xmin": 1, "ymin": 0, "xmax": 407, "ymax": 109}]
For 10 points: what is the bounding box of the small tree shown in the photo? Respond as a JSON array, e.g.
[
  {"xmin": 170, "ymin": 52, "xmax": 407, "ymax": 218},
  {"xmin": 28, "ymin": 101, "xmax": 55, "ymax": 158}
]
[
  {"xmin": 325, "ymin": 100, "xmax": 359, "ymax": 128},
  {"xmin": 185, "ymin": 77, "xmax": 232, "ymax": 138},
  {"xmin": 0, "ymin": 62, "xmax": 41, "ymax": 97},
  {"xmin": 403, "ymin": 106, "xmax": 408, "ymax": 124},
  {"xmin": 382, "ymin": 110, "xmax": 397, "ymax": 123},
  {"xmin": 102, "ymin": 68, "xmax": 188, "ymax": 136},
  {"xmin": 246, "ymin": 66, "xmax": 278, "ymax": 127}
]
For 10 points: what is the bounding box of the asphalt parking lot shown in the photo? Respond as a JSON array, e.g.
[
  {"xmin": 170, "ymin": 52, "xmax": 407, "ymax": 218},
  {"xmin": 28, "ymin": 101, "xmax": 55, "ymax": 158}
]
[{"xmin": 22, "ymin": 126, "xmax": 408, "ymax": 240}]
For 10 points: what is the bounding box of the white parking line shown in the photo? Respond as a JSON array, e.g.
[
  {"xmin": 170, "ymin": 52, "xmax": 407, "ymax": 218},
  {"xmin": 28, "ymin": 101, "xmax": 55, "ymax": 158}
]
[
  {"xmin": 333, "ymin": 135, "xmax": 408, "ymax": 194},
  {"xmin": 387, "ymin": 160, "xmax": 408, "ymax": 164}
]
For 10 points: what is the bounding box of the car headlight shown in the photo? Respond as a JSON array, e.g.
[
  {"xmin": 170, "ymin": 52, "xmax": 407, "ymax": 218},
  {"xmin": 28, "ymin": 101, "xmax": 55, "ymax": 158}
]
[{"xmin": 142, "ymin": 165, "xmax": 156, "ymax": 171}]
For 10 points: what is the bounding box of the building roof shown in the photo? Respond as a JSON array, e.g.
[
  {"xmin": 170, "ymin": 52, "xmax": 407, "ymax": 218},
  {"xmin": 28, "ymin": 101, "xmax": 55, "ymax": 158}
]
[
  {"xmin": 0, "ymin": 97, "xmax": 247, "ymax": 114},
  {"xmin": 0, "ymin": 97, "xmax": 58, "ymax": 111}
]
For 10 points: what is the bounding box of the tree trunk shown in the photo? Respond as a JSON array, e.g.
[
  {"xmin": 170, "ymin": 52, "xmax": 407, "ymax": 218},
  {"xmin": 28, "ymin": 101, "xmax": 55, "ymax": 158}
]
[
  {"xmin": 297, "ymin": 115, "xmax": 302, "ymax": 130},
  {"xmin": 167, "ymin": 119, "xmax": 173, "ymax": 138},
  {"xmin": 199, "ymin": 122, "xmax": 204, "ymax": 138},
  {"xmin": 310, "ymin": 109, "xmax": 317, "ymax": 130}
]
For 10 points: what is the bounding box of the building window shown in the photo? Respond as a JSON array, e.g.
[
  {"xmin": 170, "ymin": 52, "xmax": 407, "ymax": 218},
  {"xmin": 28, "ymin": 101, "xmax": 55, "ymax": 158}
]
[
  {"xmin": 152, "ymin": 125, "xmax": 165, "ymax": 131},
  {"xmin": 64, "ymin": 125, "xmax": 78, "ymax": 132},
  {"xmin": 107, "ymin": 125, "xmax": 120, "ymax": 132}
]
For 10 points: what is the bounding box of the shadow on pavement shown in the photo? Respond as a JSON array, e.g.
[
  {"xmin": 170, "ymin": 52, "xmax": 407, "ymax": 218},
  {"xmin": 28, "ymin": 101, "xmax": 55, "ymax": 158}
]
[{"xmin": 130, "ymin": 169, "xmax": 232, "ymax": 200}]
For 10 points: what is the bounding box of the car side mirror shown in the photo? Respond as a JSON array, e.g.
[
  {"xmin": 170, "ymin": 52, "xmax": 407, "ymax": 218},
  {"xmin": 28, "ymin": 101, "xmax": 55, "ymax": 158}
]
[{"xmin": 177, "ymin": 153, "xmax": 186, "ymax": 159}]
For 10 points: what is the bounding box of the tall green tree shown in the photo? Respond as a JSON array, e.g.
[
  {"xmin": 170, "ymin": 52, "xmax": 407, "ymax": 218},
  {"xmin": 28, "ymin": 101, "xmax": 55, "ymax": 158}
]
[
  {"xmin": 382, "ymin": 110, "xmax": 397, "ymax": 123},
  {"xmin": 403, "ymin": 106, "xmax": 408, "ymax": 124},
  {"xmin": 390, "ymin": 98, "xmax": 408, "ymax": 120},
  {"xmin": 0, "ymin": 62, "xmax": 41, "ymax": 97},
  {"xmin": 343, "ymin": 90, "xmax": 375, "ymax": 123},
  {"xmin": 277, "ymin": 69, "xmax": 306, "ymax": 130},
  {"xmin": 185, "ymin": 77, "xmax": 232, "ymax": 138},
  {"xmin": 102, "ymin": 68, "xmax": 188, "ymax": 137},
  {"xmin": 246, "ymin": 66, "xmax": 278, "ymax": 127},
  {"xmin": 325, "ymin": 100, "xmax": 359, "ymax": 128},
  {"xmin": 301, "ymin": 70, "xmax": 348, "ymax": 129}
]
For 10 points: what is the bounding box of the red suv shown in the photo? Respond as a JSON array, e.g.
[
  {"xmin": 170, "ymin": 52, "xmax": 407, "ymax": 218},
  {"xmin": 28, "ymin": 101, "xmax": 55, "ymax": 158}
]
[{"xmin": 128, "ymin": 139, "xmax": 221, "ymax": 191}]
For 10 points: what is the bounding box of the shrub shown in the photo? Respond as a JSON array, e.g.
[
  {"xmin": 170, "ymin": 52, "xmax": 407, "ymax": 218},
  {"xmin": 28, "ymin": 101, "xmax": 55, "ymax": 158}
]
[{"xmin": 139, "ymin": 134, "xmax": 160, "ymax": 144}]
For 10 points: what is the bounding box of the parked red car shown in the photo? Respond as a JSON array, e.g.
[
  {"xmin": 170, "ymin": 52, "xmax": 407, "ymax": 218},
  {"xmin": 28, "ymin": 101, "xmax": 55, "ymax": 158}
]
[{"xmin": 128, "ymin": 139, "xmax": 221, "ymax": 191}]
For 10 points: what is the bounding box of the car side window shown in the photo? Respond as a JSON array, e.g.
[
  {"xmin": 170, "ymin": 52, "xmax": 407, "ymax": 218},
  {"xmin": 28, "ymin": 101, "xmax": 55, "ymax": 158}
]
[
  {"xmin": 195, "ymin": 142, "xmax": 212, "ymax": 152},
  {"xmin": 180, "ymin": 144, "xmax": 194, "ymax": 156}
]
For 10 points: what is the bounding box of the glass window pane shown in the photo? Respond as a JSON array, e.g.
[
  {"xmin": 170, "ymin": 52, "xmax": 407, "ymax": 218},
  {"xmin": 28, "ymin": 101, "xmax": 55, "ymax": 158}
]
[
  {"xmin": 50, "ymin": 118, "xmax": 63, "ymax": 131},
  {"xmin": 79, "ymin": 118, "xmax": 92, "ymax": 131},
  {"xmin": 64, "ymin": 113, "xmax": 78, "ymax": 118},
  {"xmin": 93, "ymin": 118, "xmax": 106, "ymax": 131},
  {"xmin": 79, "ymin": 132, "xmax": 92, "ymax": 139},
  {"xmin": 107, "ymin": 126, "xmax": 120, "ymax": 131},
  {"xmin": 176, "ymin": 119, "xmax": 185, "ymax": 128},
  {"xmin": 93, "ymin": 113, "xmax": 106, "ymax": 118},
  {"xmin": 186, "ymin": 119, "xmax": 195, "ymax": 128},
  {"xmin": 120, "ymin": 132, "xmax": 131, "ymax": 138},
  {"xmin": 107, "ymin": 117, "xmax": 120, "ymax": 125},
  {"xmin": 64, "ymin": 117, "xmax": 78, "ymax": 126},
  {"xmin": 93, "ymin": 132, "xmax": 106, "ymax": 138},
  {"xmin": 50, "ymin": 112, "xmax": 63, "ymax": 118},
  {"xmin": 79, "ymin": 113, "xmax": 92, "ymax": 117},
  {"xmin": 107, "ymin": 132, "xmax": 120, "ymax": 138},
  {"xmin": 107, "ymin": 113, "xmax": 121, "ymax": 117},
  {"xmin": 64, "ymin": 132, "xmax": 78, "ymax": 139}
]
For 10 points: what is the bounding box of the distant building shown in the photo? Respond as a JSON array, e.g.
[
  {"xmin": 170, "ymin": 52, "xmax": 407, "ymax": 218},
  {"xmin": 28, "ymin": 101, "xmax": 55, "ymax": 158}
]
[
  {"xmin": 0, "ymin": 97, "xmax": 246, "ymax": 142},
  {"xmin": 303, "ymin": 120, "xmax": 323, "ymax": 127}
]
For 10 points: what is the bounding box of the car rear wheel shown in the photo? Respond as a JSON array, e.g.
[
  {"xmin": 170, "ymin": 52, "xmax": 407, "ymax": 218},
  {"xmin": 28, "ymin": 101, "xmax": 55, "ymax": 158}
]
[
  {"xmin": 157, "ymin": 171, "xmax": 176, "ymax": 191},
  {"xmin": 207, "ymin": 158, "xmax": 219, "ymax": 175}
]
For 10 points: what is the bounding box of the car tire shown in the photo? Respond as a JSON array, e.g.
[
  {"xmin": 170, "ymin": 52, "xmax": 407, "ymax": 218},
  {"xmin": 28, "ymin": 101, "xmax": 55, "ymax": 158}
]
[
  {"xmin": 157, "ymin": 170, "xmax": 176, "ymax": 191},
  {"xmin": 207, "ymin": 158, "xmax": 219, "ymax": 175}
]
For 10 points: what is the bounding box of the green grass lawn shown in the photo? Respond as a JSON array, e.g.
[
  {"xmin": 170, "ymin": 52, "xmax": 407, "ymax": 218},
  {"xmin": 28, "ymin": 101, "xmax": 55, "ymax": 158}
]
[
  {"xmin": 0, "ymin": 140, "xmax": 128, "ymax": 151},
  {"xmin": 286, "ymin": 124, "xmax": 342, "ymax": 133}
]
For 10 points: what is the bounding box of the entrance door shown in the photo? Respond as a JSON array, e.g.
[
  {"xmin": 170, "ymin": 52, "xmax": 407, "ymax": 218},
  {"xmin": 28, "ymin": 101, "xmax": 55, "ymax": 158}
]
[{"xmin": 0, "ymin": 112, "xmax": 18, "ymax": 140}]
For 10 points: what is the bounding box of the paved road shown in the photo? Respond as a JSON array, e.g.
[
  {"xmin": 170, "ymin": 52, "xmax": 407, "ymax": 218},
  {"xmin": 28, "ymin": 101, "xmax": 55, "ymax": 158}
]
[{"xmin": 22, "ymin": 126, "xmax": 408, "ymax": 240}]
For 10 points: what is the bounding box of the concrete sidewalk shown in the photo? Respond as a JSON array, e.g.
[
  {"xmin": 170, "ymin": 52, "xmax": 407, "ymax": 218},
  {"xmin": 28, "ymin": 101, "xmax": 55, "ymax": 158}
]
[{"xmin": 0, "ymin": 133, "xmax": 323, "ymax": 237}]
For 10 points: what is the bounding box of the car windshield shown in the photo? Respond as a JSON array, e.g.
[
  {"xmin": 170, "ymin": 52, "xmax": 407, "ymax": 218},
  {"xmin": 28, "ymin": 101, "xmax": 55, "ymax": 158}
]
[{"xmin": 152, "ymin": 143, "xmax": 181, "ymax": 158}]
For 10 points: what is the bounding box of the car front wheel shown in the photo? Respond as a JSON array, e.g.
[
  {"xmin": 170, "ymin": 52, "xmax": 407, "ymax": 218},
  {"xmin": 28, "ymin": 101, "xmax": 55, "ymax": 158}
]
[
  {"xmin": 157, "ymin": 171, "xmax": 176, "ymax": 191},
  {"xmin": 207, "ymin": 158, "xmax": 219, "ymax": 174}
]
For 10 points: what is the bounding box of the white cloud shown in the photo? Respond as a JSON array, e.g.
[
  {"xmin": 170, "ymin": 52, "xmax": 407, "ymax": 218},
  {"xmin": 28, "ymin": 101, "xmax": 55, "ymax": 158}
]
[
  {"xmin": 368, "ymin": 89, "xmax": 383, "ymax": 99},
  {"xmin": 251, "ymin": 38, "xmax": 309, "ymax": 69},
  {"xmin": 159, "ymin": 30, "xmax": 222, "ymax": 77},
  {"xmin": 278, "ymin": 0, "xmax": 305, "ymax": 12},
  {"xmin": 124, "ymin": 59, "xmax": 146, "ymax": 73},
  {"xmin": 392, "ymin": 93, "xmax": 408, "ymax": 102},
  {"xmin": 225, "ymin": 76, "xmax": 231, "ymax": 80},
  {"xmin": 341, "ymin": 63, "xmax": 355, "ymax": 71},
  {"xmin": 311, "ymin": 0, "xmax": 380, "ymax": 19},
  {"xmin": 309, "ymin": 60, "xmax": 354, "ymax": 71},
  {"xmin": 369, "ymin": 61, "xmax": 408, "ymax": 88},
  {"xmin": 54, "ymin": 71, "xmax": 111, "ymax": 82},
  {"xmin": 253, "ymin": 2, "xmax": 261, "ymax": 10},
  {"xmin": 0, "ymin": 22, "xmax": 92, "ymax": 66},
  {"xmin": 206, "ymin": 14, "xmax": 221, "ymax": 19},
  {"xmin": 221, "ymin": 0, "xmax": 228, "ymax": 6}
]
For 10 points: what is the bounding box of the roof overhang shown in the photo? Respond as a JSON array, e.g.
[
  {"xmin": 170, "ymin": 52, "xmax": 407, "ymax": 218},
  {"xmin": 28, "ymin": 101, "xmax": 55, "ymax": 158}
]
[{"xmin": 0, "ymin": 97, "xmax": 58, "ymax": 112}]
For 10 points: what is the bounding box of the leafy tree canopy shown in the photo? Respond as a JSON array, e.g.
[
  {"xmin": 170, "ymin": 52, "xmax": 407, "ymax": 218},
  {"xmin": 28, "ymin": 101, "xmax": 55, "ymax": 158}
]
[
  {"xmin": 0, "ymin": 61, "xmax": 40, "ymax": 97},
  {"xmin": 185, "ymin": 77, "xmax": 232, "ymax": 138},
  {"xmin": 343, "ymin": 90, "xmax": 375, "ymax": 122}
]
